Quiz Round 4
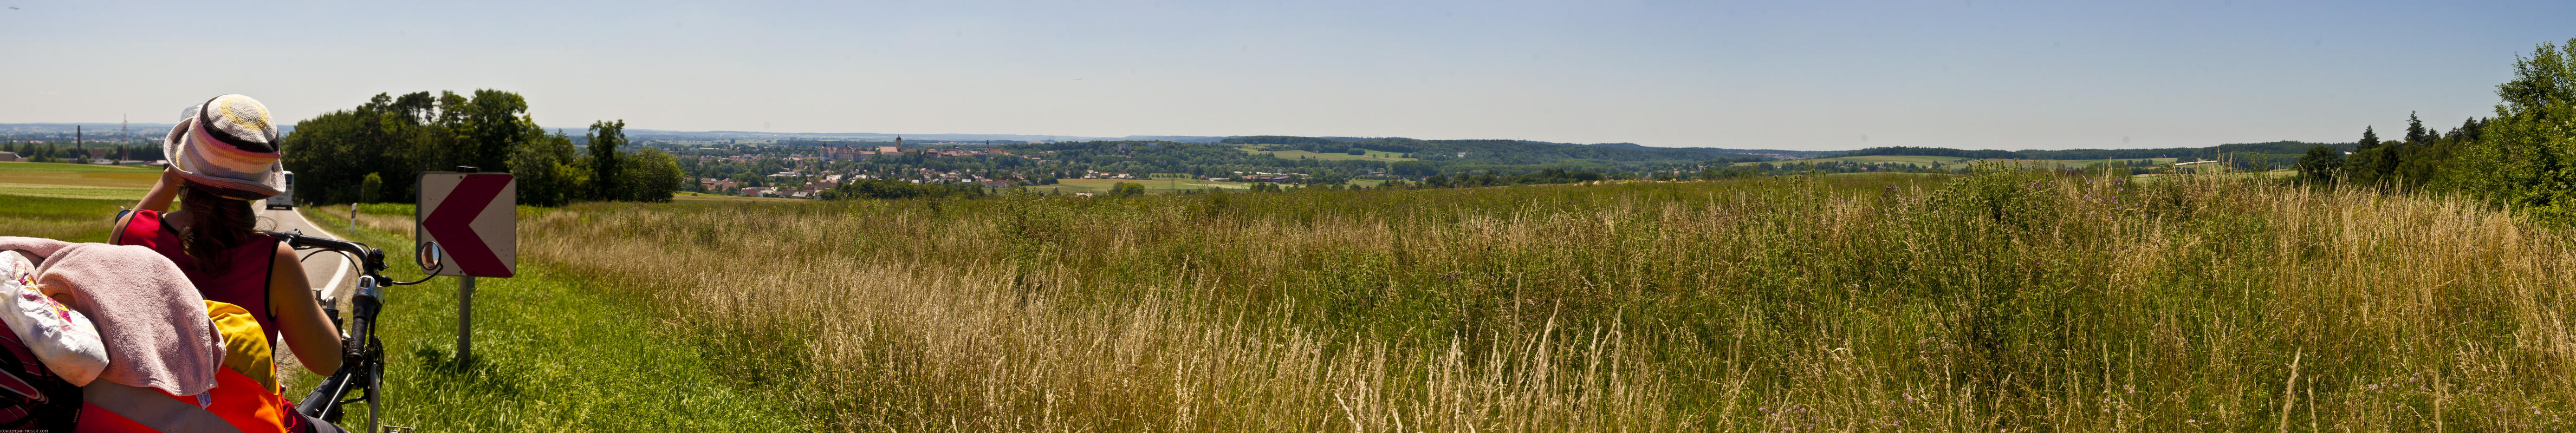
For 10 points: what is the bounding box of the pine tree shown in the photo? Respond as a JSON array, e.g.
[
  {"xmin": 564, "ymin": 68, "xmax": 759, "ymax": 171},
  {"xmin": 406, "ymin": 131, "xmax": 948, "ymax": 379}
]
[
  {"xmin": 2406, "ymin": 112, "xmax": 2429, "ymax": 145},
  {"xmin": 2359, "ymin": 126, "xmax": 2381, "ymax": 150}
]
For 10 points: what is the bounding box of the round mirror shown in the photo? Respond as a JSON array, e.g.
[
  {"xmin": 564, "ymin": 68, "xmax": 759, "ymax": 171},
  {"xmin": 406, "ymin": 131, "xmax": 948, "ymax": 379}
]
[{"xmin": 416, "ymin": 241, "xmax": 443, "ymax": 271}]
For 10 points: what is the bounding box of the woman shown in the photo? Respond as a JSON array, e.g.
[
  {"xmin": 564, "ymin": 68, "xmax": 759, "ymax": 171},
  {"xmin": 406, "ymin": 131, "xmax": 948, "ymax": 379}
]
[{"xmin": 109, "ymin": 94, "xmax": 342, "ymax": 379}]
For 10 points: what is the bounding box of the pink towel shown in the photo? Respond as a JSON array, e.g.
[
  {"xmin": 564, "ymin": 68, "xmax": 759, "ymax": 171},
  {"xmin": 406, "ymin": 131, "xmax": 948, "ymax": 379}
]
[{"xmin": 0, "ymin": 237, "xmax": 220, "ymax": 396}]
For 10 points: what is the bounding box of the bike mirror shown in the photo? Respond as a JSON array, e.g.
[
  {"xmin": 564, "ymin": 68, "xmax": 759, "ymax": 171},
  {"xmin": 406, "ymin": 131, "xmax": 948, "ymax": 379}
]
[{"xmin": 416, "ymin": 241, "xmax": 443, "ymax": 271}]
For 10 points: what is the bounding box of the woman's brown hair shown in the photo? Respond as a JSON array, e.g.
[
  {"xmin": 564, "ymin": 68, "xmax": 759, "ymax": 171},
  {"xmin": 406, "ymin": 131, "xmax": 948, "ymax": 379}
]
[{"xmin": 177, "ymin": 183, "xmax": 258, "ymax": 272}]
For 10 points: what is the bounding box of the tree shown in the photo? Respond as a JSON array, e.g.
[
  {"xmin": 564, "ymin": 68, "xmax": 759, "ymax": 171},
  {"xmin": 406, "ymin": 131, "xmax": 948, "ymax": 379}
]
[
  {"xmin": 457, "ymin": 90, "xmax": 532, "ymax": 172},
  {"xmin": 2358, "ymin": 126, "xmax": 2382, "ymax": 150},
  {"xmin": 2296, "ymin": 145, "xmax": 2343, "ymax": 184},
  {"xmin": 2406, "ymin": 111, "xmax": 2430, "ymax": 145},
  {"xmin": 359, "ymin": 173, "xmax": 384, "ymax": 203},
  {"xmin": 510, "ymin": 133, "xmax": 584, "ymax": 206},
  {"xmin": 618, "ymin": 148, "xmax": 683, "ymax": 202},
  {"xmin": 1109, "ymin": 182, "xmax": 1147, "ymax": 198},
  {"xmin": 2457, "ymin": 37, "xmax": 2576, "ymax": 223},
  {"xmin": 587, "ymin": 120, "xmax": 626, "ymax": 200}
]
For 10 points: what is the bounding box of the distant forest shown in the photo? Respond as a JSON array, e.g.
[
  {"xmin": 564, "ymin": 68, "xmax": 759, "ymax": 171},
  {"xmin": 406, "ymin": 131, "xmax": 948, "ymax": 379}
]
[{"xmin": 1829, "ymin": 141, "xmax": 2356, "ymax": 161}]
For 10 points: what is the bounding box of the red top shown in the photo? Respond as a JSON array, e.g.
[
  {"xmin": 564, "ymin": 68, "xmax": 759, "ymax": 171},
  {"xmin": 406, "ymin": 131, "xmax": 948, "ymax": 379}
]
[{"xmin": 115, "ymin": 210, "xmax": 281, "ymax": 343}]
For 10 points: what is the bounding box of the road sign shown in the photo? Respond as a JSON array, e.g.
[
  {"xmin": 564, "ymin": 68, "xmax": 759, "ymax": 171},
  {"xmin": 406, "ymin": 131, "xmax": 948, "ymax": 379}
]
[{"xmin": 417, "ymin": 172, "xmax": 516, "ymax": 278}]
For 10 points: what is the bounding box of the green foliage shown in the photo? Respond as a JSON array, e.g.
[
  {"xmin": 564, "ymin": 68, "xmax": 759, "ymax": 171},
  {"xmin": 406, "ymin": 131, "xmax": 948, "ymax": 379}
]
[
  {"xmin": 509, "ymin": 133, "xmax": 585, "ymax": 207},
  {"xmin": 2454, "ymin": 37, "xmax": 2576, "ymax": 224},
  {"xmin": 359, "ymin": 173, "xmax": 384, "ymax": 204},
  {"xmin": 1108, "ymin": 181, "xmax": 1147, "ymax": 198},
  {"xmin": 617, "ymin": 148, "xmax": 682, "ymax": 202},
  {"xmin": 2296, "ymin": 145, "xmax": 2343, "ymax": 184},
  {"xmin": 280, "ymin": 91, "xmax": 677, "ymax": 206},
  {"xmin": 1837, "ymin": 141, "xmax": 2346, "ymax": 161},
  {"xmin": 588, "ymin": 120, "xmax": 625, "ymax": 201}
]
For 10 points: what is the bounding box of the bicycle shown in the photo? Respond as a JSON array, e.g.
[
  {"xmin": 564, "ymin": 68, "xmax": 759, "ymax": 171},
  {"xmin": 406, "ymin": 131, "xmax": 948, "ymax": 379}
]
[{"xmin": 269, "ymin": 229, "xmax": 442, "ymax": 433}]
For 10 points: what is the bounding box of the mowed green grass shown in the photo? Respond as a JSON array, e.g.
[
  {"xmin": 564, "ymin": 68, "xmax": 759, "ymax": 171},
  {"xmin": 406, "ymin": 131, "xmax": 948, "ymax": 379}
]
[
  {"xmin": 0, "ymin": 161, "xmax": 161, "ymax": 188},
  {"xmin": 0, "ymin": 193, "xmax": 129, "ymax": 243},
  {"xmin": 1244, "ymin": 148, "xmax": 1417, "ymax": 162},
  {"xmin": 289, "ymin": 207, "xmax": 807, "ymax": 431},
  {"xmin": 0, "ymin": 162, "xmax": 149, "ymax": 242}
]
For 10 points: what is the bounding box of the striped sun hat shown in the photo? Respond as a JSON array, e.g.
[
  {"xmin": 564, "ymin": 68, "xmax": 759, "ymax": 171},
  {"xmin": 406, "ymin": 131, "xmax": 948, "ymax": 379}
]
[{"xmin": 164, "ymin": 94, "xmax": 285, "ymax": 200}]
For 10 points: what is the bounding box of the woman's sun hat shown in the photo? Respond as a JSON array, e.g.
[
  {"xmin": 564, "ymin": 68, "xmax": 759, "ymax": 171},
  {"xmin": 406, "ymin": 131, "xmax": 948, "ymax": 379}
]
[{"xmin": 163, "ymin": 94, "xmax": 285, "ymax": 200}]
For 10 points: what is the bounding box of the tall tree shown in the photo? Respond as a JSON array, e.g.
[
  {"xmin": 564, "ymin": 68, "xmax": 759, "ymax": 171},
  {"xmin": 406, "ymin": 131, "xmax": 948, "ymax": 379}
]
[
  {"xmin": 2458, "ymin": 38, "xmax": 2576, "ymax": 223},
  {"xmin": 2358, "ymin": 126, "xmax": 2382, "ymax": 150},
  {"xmin": 458, "ymin": 90, "xmax": 532, "ymax": 172},
  {"xmin": 2406, "ymin": 111, "xmax": 2429, "ymax": 145},
  {"xmin": 588, "ymin": 120, "xmax": 626, "ymax": 200}
]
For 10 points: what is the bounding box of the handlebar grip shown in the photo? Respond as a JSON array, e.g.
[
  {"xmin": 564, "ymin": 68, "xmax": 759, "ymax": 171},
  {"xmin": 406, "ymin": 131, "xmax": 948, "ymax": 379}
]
[{"xmin": 268, "ymin": 231, "xmax": 387, "ymax": 273}]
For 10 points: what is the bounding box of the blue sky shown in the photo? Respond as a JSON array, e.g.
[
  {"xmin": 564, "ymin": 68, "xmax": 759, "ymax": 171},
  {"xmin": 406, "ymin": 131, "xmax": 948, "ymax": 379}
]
[{"xmin": 4, "ymin": 1, "xmax": 2571, "ymax": 150}]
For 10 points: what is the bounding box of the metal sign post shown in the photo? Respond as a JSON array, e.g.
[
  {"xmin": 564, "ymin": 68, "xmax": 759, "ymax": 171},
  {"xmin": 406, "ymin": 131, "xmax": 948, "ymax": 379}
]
[
  {"xmin": 418, "ymin": 169, "xmax": 516, "ymax": 365},
  {"xmin": 457, "ymin": 276, "xmax": 475, "ymax": 364}
]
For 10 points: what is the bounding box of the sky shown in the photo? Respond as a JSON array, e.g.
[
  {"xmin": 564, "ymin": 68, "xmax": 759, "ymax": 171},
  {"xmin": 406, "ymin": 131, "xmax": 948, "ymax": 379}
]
[{"xmin": 4, "ymin": 0, "xmax": 2572, "ymax": 150}]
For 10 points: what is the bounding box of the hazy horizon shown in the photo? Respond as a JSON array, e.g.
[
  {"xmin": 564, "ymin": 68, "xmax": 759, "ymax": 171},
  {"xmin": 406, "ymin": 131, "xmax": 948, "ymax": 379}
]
[{"xmin": 6, "ymin": 1, "xmax": 2571, "ymax": 151}]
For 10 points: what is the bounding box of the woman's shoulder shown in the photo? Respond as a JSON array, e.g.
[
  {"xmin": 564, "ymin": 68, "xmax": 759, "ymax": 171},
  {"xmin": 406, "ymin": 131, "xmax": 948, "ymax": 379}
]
[{"xmin": 111, "ymin": 209, "xmax": 171, "ymax": 246}]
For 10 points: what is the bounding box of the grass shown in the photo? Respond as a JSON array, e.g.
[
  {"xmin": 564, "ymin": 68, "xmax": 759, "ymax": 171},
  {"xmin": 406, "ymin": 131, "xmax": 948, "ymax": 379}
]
[
  {"xmin": 13, "ymin": 163, "xmax": 2568, "ymax": 431},
  {"xmin": 0, "ymin": 182, "xmax": 150, "ymax": 201},
  {"xmin": 0, "ymin": 163, "xmax": 148, "ymax": 242},
  {"xmin": 0, "ymin": 161, "xmax": 160, "ymax": 188},
  {"xmin": 496, "ymin": 170, "xmax": 2575, "ymax": 431},
  {"xmin": 0, "ymin": 193, "xmax": 128, "ymax": 242},
  {"xmin": 287, "ymin": 207, "xmax": 807, "ymax": 431}
]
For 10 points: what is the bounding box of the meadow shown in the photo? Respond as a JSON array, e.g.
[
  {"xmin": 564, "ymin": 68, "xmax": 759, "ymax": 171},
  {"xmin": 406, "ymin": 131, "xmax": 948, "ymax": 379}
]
[
  {"xmin": 475, "ymin": 170, "xmax": 2567, "ymax": 431},
  {"xmin": 8, "ymin": 160, "xmax": 2573, "ymax": 431},
  {"xmin": 0, "ymin": 161, "xmax": 153, "ymax": 241}
]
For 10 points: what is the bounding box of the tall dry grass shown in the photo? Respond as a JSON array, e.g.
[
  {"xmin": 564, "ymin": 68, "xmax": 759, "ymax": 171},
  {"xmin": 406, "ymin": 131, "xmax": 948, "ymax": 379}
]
[{"xmin": 519, "ymin": 172, "xmax": 2573, "ymax": 432}]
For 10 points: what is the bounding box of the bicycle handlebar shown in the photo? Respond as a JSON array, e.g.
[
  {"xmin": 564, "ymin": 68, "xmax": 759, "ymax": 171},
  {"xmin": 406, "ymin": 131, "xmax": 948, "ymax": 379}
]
[{"xmin": 266, "ymin": 229, "xmax": 404, "ymax": 429}]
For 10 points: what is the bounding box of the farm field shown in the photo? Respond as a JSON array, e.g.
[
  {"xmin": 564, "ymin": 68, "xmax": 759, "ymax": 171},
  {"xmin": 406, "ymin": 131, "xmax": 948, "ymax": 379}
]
[
  {"xmin": 1243, "ymin": 148, "xmax": 1418, "ymax": 162},
  {"xmin": 0, "ymin": 161, "xmax": 160, "ymax": 188},
  {"xmin": 0, "ymin": 162, "xmax": 151, "ymax": 241},
  {"xmin": 404, "ymin": 171, "xmax": 2567, "ymax": 432}
]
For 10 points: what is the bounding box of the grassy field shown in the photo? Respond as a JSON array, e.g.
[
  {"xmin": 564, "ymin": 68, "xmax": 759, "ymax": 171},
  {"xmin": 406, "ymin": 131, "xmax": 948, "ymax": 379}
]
[
  {"xmin": 468, "ymin": 171, "xmax": 2574, "ymax": 431},
  {"xmin": 289, "ymin": 206, "xmax": 808, "ymax": 431},
  {"xmin": 10, "ymin": 162, "xmax": 2574, "ymax": 431},
  {"xmin": 0, "ymin": 162, "xmax": 150, "ymax": 242},
  {"xmin": 1244, "ymin": 148, "xmax": 1418, "ymax": 162},
  {"xmin": 0, "ymin": 161, "xmax": 162, "ymax": 187}
]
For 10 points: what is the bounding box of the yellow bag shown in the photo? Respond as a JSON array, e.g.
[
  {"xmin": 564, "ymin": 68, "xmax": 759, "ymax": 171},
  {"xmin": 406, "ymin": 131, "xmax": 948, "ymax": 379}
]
[{"xmin": 203, "ymin": 300, "xmax": 275, "ymax": 392}]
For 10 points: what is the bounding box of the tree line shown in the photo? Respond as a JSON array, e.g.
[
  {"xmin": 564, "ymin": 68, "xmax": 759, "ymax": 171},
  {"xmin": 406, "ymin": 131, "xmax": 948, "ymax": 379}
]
[
  {"xmin": 1833, "ymin": 141, "xmax": 2347, "ymax": 162},
  {"xmin": 280, "ymin": 90, "xmax": 683, "ymax": 206},
  {"xmin": 2294, "ymin": 37, "xmax": 2576, "ymax": 225}
]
